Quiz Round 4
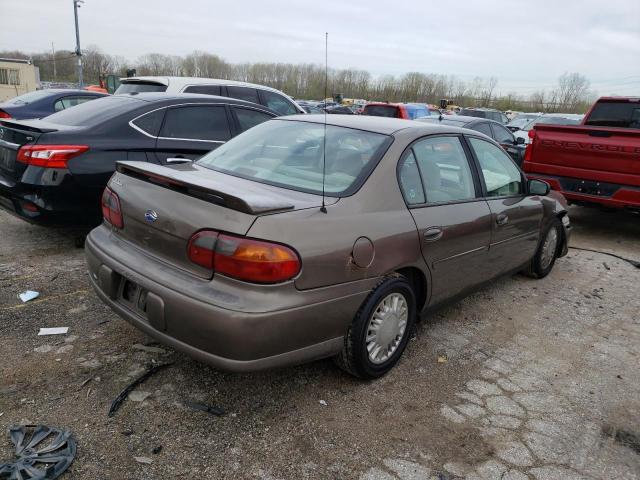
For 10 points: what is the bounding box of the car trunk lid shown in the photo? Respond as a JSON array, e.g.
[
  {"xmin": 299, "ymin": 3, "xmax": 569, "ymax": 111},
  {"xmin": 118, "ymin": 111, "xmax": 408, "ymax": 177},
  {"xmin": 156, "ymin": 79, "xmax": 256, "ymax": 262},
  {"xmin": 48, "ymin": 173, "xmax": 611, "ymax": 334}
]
[
  {"xmin": 0, "ymin": 120, "xmax": 54, "ymax": 185},
  {"xmin": 109, "ymin": 161, "xmax": 329, "ymax": 279}
]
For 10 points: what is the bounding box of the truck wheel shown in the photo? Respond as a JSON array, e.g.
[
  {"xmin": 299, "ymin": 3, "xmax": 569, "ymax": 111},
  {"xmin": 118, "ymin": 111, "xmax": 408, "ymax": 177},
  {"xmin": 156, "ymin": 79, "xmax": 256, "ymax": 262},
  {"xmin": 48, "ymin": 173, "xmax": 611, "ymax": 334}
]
[
  {"xmin": 524, "ymin": 218, "xmax": 562, "ymax": 278},
  {"xmin": 335, "ymin": 274, "xmax": 416, "ymax": 379}
]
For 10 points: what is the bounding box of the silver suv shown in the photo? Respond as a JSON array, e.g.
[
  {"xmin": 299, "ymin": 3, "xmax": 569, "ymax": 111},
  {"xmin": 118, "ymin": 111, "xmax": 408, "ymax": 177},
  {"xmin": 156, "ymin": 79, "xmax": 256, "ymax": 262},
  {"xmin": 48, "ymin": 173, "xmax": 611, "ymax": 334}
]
[{"xmin": 115, "ymin": 76, "xmax": 304, "ymax": 116}]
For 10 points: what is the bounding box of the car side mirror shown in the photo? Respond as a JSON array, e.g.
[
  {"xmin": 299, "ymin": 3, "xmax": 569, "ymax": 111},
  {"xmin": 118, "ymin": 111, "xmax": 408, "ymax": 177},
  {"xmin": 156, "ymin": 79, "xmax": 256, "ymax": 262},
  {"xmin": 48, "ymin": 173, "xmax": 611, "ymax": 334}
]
[
  {"xmin": 515, "ymin": 136, "xmax": 526, "ymax": 145},
  {"xmin": 528, "ymin": 179, "xmax": 550, "ymax": 196}
]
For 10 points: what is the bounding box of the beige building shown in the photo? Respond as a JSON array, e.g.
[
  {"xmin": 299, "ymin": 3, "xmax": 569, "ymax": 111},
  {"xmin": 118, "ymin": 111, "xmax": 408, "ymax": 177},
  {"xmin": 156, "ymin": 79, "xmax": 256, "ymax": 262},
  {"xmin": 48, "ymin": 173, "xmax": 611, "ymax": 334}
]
[{"xmin": 0, "ymin": 58, "xmax": 40, "ymax": 102}]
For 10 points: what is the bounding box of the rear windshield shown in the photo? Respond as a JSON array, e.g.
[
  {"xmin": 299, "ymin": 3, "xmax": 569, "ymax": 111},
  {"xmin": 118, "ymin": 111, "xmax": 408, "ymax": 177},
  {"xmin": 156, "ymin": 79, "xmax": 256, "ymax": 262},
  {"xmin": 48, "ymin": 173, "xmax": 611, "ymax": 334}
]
[
  {"xmin": 363, "ymin": 105, "xmax": 399, "ymax": 118},
  {"xmin": 197, "ymin": 120, "xmax": 392, "ymax": 196},
  {"xmin": 42, "ymin": 96, "xmax": 136, "ymax": 127},
  {"xmin": 115, "ymin": 82, "xmax": 168, "ymax": 94},
  {"xmin": 5, "ymin": 90, "xmax": 53, "ymax": 105},
  {"xmin": 585, "ymin": 101, "xmax": 640, "ymax": 128}
]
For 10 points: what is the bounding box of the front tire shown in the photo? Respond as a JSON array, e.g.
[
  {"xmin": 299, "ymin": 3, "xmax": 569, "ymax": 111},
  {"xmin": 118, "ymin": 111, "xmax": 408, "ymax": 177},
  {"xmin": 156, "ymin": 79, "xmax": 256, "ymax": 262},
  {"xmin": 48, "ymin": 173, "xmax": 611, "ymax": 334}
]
[
  {"xmin": 335, "ymin": 274, "xmax": 416, "ymax": 379},
  {"xmin": 524, "ymin": 218, "xmax": 562, "ymax": 278}
]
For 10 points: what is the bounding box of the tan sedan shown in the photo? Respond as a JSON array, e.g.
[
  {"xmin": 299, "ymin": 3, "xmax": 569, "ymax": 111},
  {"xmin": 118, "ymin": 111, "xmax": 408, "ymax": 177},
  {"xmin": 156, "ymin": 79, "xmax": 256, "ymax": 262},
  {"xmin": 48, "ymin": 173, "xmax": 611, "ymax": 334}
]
[{"xmin": 86, "ymin": 115, "xmax": 571, "ymax": 378}]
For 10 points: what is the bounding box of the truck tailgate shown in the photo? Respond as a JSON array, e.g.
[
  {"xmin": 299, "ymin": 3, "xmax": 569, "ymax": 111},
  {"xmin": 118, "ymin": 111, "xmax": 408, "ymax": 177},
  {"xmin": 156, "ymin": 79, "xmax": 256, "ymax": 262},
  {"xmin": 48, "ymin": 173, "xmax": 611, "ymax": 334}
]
[{"xmin": 528, "ymin": 125, "xmax": 640, "ymax": 184}]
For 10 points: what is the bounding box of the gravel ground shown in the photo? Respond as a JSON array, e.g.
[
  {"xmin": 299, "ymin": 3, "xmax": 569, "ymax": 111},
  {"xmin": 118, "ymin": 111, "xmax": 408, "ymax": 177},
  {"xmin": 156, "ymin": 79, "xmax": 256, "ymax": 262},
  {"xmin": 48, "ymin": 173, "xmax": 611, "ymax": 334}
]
[{"xmin": 0, "ymin": 206, "xmax": 639, "ymax": 480}]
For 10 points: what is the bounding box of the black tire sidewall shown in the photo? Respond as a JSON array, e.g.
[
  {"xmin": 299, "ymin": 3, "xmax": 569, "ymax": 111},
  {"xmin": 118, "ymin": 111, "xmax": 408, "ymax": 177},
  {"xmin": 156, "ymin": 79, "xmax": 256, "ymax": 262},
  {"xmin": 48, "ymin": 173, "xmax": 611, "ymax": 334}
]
[
  {"xmin": 352, "ymin": 277, "xmax": 416, "ymax": 378},
  {"xmin": 533, "ymin": 219, "xmax": 562, "ymax": 278}
]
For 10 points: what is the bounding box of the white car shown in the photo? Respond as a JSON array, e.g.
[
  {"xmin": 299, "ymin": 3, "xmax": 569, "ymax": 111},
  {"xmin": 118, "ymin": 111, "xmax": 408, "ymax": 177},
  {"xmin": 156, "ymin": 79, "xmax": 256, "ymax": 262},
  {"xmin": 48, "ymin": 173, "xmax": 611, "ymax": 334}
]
[
  {"xmin": 506, "ymin": 113, "xmax": 542, "ymax": 133},
  {"xmin": 512, "ymin": 113, "xmax": 584, "ymax": 144},
  {"xmin": 115, "ymin": 76, "xmax": 305, "ymax": 116}
]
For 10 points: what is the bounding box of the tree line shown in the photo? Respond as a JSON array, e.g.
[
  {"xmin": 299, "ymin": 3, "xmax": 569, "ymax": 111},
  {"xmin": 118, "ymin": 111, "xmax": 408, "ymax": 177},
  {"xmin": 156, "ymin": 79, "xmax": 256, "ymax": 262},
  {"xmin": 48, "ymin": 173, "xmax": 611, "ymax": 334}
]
[{"xmin": 1, "ymin": 47, "xmax": 595, "ymax": 113}]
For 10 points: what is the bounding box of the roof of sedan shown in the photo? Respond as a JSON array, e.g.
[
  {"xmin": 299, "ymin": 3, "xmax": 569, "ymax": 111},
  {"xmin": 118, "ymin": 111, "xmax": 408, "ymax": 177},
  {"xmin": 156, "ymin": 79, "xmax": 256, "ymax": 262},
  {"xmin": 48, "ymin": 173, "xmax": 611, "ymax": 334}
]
[{"xmin": 277, "ymin": 114, "xmax": 460, "ymax": 135}]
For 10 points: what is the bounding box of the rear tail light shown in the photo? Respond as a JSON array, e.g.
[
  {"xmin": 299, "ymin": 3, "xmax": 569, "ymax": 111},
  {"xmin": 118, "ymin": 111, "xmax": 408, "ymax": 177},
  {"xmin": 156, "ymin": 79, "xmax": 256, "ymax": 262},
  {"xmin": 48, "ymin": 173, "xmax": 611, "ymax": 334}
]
[
  {"xmin": 101, "ymin": 187, "xmax": 123, "ymax": 229},
  {"xmin": 17, "ymin": 144, "xmax": 89, "ymax": 168},
  {"xmin": 523, "ymin": 130, "xmax": 536, "ymax": 165},
  {"xmin": 187, "ymin": 230, "xmax": 300, "ymax": 284},
  {"xmin": 0, "ymin": 109, "xmax": 11, "ymax": 119}
]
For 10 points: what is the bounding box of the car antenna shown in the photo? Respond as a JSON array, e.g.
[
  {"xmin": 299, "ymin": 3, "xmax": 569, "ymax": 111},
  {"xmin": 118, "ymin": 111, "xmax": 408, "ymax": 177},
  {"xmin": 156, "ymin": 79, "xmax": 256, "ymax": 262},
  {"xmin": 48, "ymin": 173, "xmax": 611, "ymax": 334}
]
[{"xmin": 320, "ymin": 32, "xmax": 328, "ymax": 214}]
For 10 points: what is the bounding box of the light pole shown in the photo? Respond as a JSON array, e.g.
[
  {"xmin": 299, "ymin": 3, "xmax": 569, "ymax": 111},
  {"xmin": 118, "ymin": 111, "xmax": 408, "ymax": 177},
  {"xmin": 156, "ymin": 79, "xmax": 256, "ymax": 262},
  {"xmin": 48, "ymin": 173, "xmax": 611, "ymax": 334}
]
[{"xmin": 73, "ymin": 0, "xmax": 84, "ymax": 88}]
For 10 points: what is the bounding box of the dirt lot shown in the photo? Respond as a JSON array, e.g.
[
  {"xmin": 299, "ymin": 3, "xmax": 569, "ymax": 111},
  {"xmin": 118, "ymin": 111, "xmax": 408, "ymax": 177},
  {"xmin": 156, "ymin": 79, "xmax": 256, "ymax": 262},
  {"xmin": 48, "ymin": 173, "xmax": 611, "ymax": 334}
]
[{"xmin": 1, "ymin": 206, "xmax": 639, "ymax": 479}]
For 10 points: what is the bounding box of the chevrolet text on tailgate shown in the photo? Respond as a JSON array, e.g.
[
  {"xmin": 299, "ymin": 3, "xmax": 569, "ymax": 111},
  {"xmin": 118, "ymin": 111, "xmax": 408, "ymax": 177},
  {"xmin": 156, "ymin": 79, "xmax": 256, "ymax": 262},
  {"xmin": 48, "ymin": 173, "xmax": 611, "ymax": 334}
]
[{"xmin": 523, "ymin": 97, "xmax": 640, "ymax": 211}]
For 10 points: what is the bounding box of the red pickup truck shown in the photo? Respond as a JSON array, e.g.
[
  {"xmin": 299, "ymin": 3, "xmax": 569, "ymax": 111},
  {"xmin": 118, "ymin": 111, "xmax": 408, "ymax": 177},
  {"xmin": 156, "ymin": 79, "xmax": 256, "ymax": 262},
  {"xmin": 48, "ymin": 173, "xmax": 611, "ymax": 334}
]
[{"xmin": 522, "ymin": 97, "xmax": 640, "ymax": 211}]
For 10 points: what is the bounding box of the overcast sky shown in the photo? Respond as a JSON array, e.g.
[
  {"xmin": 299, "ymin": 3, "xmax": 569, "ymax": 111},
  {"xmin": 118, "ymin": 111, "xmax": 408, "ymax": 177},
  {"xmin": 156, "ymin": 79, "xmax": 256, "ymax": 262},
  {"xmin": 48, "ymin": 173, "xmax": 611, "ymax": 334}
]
[{"xmin": 1, "ymin": 0, "xmax": 639, "ymax": 95}]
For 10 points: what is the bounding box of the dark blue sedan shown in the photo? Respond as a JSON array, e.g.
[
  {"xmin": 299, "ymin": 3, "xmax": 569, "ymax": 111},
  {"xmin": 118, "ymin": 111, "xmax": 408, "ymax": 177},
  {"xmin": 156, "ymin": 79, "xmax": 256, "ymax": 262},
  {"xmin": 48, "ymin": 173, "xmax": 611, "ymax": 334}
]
[{"xmin": 0, "ymin": 89, "xmax": 108, "ymax": 120}]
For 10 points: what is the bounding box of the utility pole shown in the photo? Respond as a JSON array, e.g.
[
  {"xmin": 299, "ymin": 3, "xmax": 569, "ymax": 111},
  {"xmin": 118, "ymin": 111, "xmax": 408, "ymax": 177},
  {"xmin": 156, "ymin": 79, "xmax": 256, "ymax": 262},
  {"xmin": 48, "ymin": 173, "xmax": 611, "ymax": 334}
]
[
  {"xmin": 51, "ymin": 42, "xmax": 57, "ymax": 81},
  {"xmin": 73, "ymin": 0, "xmax": 84, "ymax": 88}
]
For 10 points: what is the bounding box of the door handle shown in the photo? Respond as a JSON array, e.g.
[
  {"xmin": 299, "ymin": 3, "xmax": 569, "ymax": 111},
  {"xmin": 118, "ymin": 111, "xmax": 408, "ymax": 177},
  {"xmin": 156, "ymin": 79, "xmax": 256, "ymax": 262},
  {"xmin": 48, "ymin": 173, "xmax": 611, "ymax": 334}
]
[
  {"xmin": 496, "ymin": 214, "xmax": 509, "ymax": 225},
  {"xmin": 423, "ymin": 227, "xmax": 443, "ymax": 242}
]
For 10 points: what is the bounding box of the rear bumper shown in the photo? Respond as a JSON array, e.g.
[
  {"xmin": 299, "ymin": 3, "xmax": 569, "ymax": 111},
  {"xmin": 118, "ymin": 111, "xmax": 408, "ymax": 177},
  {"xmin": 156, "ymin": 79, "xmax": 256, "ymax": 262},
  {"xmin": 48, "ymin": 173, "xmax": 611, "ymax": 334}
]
[
  {"xmin": 0, "ymin": 170, "xmax": 102, "ymax": 226},
  {"xmin": 85, "ymin": 225, "xmax": 378, "ymax": 372},
  {"xmin": 527, "ymin": 173, "xmax": 640, "ymax": 210}
]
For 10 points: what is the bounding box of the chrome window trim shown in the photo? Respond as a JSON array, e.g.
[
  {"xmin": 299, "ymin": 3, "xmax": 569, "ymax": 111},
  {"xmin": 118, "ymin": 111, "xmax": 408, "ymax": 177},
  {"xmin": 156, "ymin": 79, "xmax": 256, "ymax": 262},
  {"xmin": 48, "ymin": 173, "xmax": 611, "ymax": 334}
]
[{"xmin": 128, "ymin": 102, "xmax": 274, "ymax": 141}]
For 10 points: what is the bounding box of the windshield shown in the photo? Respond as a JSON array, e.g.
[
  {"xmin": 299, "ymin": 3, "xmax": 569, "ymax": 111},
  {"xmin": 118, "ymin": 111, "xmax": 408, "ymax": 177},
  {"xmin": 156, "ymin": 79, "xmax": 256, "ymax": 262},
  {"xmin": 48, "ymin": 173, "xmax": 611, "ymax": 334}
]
[
  {"xmin": 114, "ymin": 81, "xmax": 168, "ymax": 94},
  {"xmin": 6, "ymin": 90, "xmax": 53, "ymax": 105},
  {"xmin": 42, "ymin": 96, "xmax": 135, "ymax": 127},
  {"xmin": 197, "ymin": 120, "xmax": 392, "ymax": 196},
  {"xmin": 524, "ymin": 116, "xmax": 582, "ymax": 131}
]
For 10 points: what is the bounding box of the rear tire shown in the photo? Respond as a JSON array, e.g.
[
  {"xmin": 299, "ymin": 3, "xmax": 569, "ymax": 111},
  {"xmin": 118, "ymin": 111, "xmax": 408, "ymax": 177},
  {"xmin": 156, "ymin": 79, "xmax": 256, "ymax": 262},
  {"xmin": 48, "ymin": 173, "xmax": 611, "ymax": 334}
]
[
  {"xmin": 334, "ymin": 274, "xmax": 416, "ymax": 379},
  {"xmin": 523, "ymin": 218, "xmax": 562, "ymax": 278}
]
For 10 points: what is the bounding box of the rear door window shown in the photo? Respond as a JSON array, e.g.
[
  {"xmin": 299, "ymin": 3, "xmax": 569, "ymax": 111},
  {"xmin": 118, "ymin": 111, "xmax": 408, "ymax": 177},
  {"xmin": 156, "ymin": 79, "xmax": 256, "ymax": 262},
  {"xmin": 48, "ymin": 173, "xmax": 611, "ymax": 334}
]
[
  {"xmin": 131, "ymin": 108, "xmax": 165, "ymax": 136},
  {"xmin": 232, "ymin": 107, "xmax": 274, "ymax": 133},
  {"xmin": 411, "ymin": 136, "xmax": 477, "ymax": 203},
  {"xmin": 225, "ymin": 86, "xmax": 259, "ymax": 104},
  {"xmin": 470, "ymin": 122, "xmax": 492, "ymax": 137},
  {"xmin": 160, "ymin": 105, "xmax": 231, "ymax": 141},
  {"xmin": 491, "ymin": 123, "xmax": 515, "ymax": 144},
  {"xmin": 183, "ymin": 85, "xmax": 222, "ymax": 96},
  {"xmin": 398, "ymin": 151, "xmax": 426, "ymax": 205},
  {"xmin": 259, "ymin": 90, "xmax": 298, "ymax": 115}
]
